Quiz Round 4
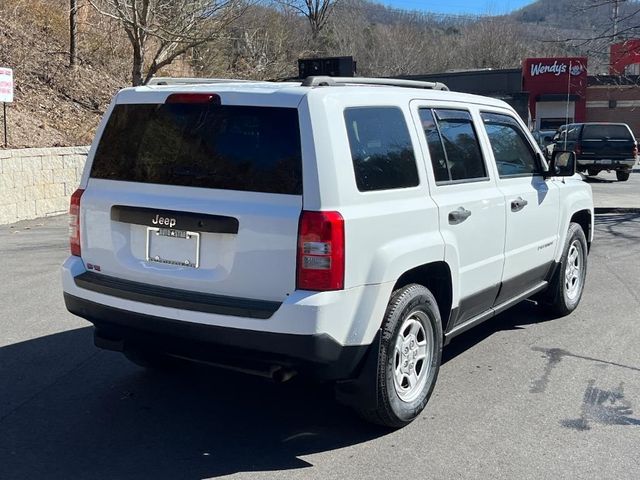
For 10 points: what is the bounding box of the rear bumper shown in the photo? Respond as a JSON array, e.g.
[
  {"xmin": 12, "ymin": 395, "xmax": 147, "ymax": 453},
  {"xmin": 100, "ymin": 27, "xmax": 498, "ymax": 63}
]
[
  {"xmin": 61, "ymin": 255, "xmax": 393, "ymax": 379},
  {"xmin": 62, "ymin": 256, "xmax": 392, "ymax": 346},
  {"xmin": 577, "ymin": 158, "xmax": 635, "ymax": 170},
  {"xmin": 64, "ymin": 293, "xmax": 370, "ymax": 380},
  {"xmin": 74, "ymin": 271, "xmax": 280, "ymax": 319}
]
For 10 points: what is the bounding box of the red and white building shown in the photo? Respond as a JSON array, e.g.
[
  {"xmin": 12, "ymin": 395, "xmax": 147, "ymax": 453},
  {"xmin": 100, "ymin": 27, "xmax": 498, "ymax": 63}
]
[
  {"xmin": 407, "ymin": 46, "xmax": 640, "ymax": 138},
  {"xmin": 610, "ymin": 39, "xmax": 640, "ymax": 75},
  {"xmin": 522, "ymin": 57, "xmax": 588, "ymax": 131}
]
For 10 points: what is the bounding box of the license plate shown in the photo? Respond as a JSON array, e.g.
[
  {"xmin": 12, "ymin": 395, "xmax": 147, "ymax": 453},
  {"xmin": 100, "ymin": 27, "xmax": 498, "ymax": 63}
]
[
  {"xmin": 599, "ymin": 159, "xmax": 613, "ymax": 164},
  {"xmin": 146, "ymin": 227, "xmax": 200, "ymax": 268}
]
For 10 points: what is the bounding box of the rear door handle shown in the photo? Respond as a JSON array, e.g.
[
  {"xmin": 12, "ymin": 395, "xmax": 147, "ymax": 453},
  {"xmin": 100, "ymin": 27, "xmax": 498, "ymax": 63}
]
[
  {"xmin": 448, "ymin": 207, "xmax": 472, "ymax": 225},
  {"xmin": 511, "ymin": 197, "xmax": 528, "ymax": 212}
]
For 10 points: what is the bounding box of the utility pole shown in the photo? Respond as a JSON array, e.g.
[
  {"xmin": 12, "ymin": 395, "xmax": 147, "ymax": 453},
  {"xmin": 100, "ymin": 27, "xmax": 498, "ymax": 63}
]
[
  {"xmin": 70, "ymin": 0, "xmax": 78, "ymax": 67},
  {"xmin": 611, "ymin": 0, "xmax": 627, "ymax": 42}
]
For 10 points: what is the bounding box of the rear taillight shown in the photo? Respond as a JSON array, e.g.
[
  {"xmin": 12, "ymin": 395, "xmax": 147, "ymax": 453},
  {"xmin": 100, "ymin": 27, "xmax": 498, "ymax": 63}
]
[
  {"xmin": 574, "ymin": 143, "xmax": 582, "ymax": 155},
  {"xmin": 296, "ymin": 211, "xmax": 344, "ymax": 291},
  {"xmin": 69, "ymin": 188, "xmax": 84, "ymax": 257},
  {"xmin": 633, "ymin": 143, "xmax": 638, "ymax": 156},
  {"xmin": 165, "ymin": 93, "xmax": 220, "ymax": 104}
]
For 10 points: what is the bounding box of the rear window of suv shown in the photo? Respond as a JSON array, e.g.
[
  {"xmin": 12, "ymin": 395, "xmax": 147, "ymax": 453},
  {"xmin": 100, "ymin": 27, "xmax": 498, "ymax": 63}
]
[
  {"xmin": 91, "ymin": 103, "xmax": 302, "ymax": 195},
  {"xmin": 582, "ymin": 124, "xmax": 632, "ymax": 140},
  {"xmin": 344, "ymin": 107, "xmax": 419, "ymax": 192}
]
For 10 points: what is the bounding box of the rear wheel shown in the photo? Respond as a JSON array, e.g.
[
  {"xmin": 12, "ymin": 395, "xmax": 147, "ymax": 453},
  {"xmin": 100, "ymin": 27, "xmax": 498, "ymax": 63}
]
[
  {"xmin": 357, "ymin": 284, "xmax": 442, "ymax": 428},
  {"xmin": 539, "ymin": 222, "xmax": 588, "ymax": 317},
  {"xmin": 587, "ymin": 168, "xmax": 599, "ymax": 176},
  {"xmin": 616, "ymin": 170, "xmax": 630, "ymax": 181}
]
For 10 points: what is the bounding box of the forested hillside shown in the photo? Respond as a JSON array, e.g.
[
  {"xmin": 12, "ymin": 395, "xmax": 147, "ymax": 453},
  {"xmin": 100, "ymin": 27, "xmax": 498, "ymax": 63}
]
[
  {"xmin": 513, "ymin": 0, "xmax": 639, "ymax": 32},
  {"xmin": 0, "ymin": 0, "xmax": 636, "ymax": 148}
]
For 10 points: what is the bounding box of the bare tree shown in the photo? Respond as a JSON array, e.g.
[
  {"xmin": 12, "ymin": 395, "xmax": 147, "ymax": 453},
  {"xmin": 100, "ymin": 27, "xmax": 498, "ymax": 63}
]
[
  {"xmin": 551, "ymin": 0, "xmax": 640, "ymax": 44},
  {"xmin": 229, "ymin": 7, "xmax": 300, "ymax": 79},
  {"xmin": 277, "ymin": 0, "xmax": 339, "ymax": 49},
  {"xmin": 70, "ymin": 0, "xmax": 79, "ymax": 67},
  {"xmin": 456, "ymin": 19, "xmax": 540, "ymax": 70},
  {"xmin": 89, "ymin": 0, "xmax": 248, "ymax": 85},
  {"xmin": 196, "ymin": 5, "xmax": 301, "ymax": 80}
]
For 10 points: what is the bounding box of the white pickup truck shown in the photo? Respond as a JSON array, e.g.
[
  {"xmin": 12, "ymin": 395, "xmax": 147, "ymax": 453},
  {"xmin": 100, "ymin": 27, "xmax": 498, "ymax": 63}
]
[{"xmin": 62, "ymin": 76, "xmax": 594, "ymax": 427}]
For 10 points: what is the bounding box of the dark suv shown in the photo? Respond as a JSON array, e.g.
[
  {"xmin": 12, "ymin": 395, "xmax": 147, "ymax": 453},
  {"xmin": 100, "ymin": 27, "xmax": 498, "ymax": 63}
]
[{"xmin": 548, "ymin": 123, "xmax": 637, "ymax": 181}]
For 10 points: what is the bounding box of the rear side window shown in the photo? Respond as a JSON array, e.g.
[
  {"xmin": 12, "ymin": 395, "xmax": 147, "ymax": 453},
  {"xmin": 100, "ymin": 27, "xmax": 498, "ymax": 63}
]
[
  {"xmin": 344, "ymin": 107, "xmax": 419, "ymax": 192},
  {"xmin": 91, "ymin": 103, "xmax": 302, "ymax": 195},
  {"xmin": 554, "ymin": 125, "xmax": 579, "ymax": 142},
  {"xmin": 419, "ymin": 109, "xmax": 449, "ymax": 182},
  {"xmin": 481, "ymin": 112, "xmax": 540, "ymax": 177},
  {"xmin": 418, "ymin": 108, "xmax": 487, "ymax": 183},
  {"xmin": 552, "ymin": 128, "xmax": 563, "ymax": 141},
  {"xmin": 582, "ymin": 124, "xmax": 632, "ymax": 140},
  {"xmin": 567, "ymin": 126, "xmax": 580, "ymax": 141}
]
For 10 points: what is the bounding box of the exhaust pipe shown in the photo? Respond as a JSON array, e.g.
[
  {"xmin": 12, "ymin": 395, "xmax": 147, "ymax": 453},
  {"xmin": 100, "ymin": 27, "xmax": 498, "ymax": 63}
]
[
  {"xmin": 174, "ymin": 354, "xmax": 297, "ymax": 382},
  {"xmin": 271, "ymin": 366, "xmax": 297, "ymax": 383}
]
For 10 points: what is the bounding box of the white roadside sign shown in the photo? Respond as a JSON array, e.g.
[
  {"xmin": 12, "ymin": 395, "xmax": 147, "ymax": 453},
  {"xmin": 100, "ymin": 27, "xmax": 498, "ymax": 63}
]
[{"xmin": 0, "ymin": 68, "xmax": 14, "ymax": 103}]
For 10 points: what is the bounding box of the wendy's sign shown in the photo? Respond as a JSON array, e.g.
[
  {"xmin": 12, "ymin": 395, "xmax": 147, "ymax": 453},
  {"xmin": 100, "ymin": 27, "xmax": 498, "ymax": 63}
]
[
  {"xmin": 522, "ymin": 57, "xmax": 588, "ymax": 123},
  {"xmin": 529, "ymin": 60, "xmax": 586, "ymax": 77}
]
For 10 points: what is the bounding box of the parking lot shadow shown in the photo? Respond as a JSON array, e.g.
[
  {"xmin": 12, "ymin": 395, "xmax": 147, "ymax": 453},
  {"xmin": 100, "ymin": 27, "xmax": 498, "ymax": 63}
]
[
  {"xmin": 583, "ymin": 176, "xmax": 615, "ymax": 184},
  {"xmin": 443, "ymin": 300, "xmax": 555, "ymax": 365},
  {"xmin": 0, "ymin": 328, "xmax": 386, "ymax": 480},
  {"xmin": 445, "ymin": 212, "xmax": 640, "ymax": 365},
  {"xmin": 0, "ymin": 302, "xmax": 566, "ymax": 479},
  {"xmin": 593, "ymin": 212, "xmax": 640, "ymax": 241}
]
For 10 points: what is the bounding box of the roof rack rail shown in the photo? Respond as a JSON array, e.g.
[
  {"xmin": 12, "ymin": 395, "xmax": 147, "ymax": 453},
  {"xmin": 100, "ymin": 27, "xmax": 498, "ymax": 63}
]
[
  {"xmin": 148, "ymin": 77, "xmax": 255, "ymax": 86},
  {"xmin": 300, "ymin": 76, "xmax": 449, "ymax": 91}
]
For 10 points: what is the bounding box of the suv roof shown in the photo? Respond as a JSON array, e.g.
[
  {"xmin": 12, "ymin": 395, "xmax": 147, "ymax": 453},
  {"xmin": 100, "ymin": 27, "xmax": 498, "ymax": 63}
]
[
  {"xmin": 559, "ymin": 122, "xmax": 630, "ymax": 128},
  {"xmin": 118, "ymin": 77, "xmax": 512, "ymax": 110}
]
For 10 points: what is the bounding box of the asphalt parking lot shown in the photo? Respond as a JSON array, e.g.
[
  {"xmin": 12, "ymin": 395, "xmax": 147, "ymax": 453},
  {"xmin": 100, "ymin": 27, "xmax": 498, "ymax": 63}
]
[
  {"xmin": 585, "ymin": 168, "xmax": 640, "ymax": 210},
  {"xmin": 1, "ymin": 207, "xmax": 639, "ymax": 479}
]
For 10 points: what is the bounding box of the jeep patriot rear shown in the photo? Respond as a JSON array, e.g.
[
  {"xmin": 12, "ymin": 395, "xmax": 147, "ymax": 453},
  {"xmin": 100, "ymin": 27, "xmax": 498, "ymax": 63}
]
[{"xmin": 62, "ymin": 76, "xmax": 594, "ymax": 427}]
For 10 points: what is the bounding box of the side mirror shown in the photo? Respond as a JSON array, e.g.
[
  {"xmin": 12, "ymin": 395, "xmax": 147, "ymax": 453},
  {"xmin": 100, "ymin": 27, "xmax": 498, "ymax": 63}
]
[{"xmin": 546, "ymin": 150, "xmax": 576, "ymax": 177}]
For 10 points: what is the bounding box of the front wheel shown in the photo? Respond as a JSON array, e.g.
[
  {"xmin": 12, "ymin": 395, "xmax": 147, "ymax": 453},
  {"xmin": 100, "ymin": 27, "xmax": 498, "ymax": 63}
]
[
  {"xmin": 587, "ymin": 168, "xmax": 599, "ymax": 176},
  {"xmin": 357, "ymin": 284, "xmax": 442, "ymax": 428},
  {"xmin": 539, "ymin": 222, "xmax": 588, "ymax": 316},
  {"xmin": 616, "ymin": 170, "xmax": 630, "ymax": 181}
]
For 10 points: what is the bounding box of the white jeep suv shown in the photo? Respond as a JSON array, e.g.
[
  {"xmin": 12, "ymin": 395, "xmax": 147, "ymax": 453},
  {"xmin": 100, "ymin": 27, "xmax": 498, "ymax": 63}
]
[{"xmin": 62, "ymin": 76, "xmax": 593, "ymax": 428}]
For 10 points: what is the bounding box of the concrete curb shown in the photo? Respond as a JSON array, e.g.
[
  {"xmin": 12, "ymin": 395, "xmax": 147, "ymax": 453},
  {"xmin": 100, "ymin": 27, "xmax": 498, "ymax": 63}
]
[{"xmin": 594, "ymin": 207, "xmax": 640, "ymax": 214}]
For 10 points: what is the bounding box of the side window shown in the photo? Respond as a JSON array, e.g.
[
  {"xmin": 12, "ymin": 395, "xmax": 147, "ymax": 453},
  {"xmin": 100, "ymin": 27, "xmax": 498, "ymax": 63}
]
[
  {"xmin": 566, "ymin": 126, "xmax": 580, "ymax": 141},
  {"xmin": 583, "ymin": 124, "xmax": 633, "ymax": 139},
  {"xmin": 419, "ymin": 109, "xmax": 449, "ymax": 182},
  {"xmin": 344, "ymin": 107, "xmax": 419, "ymax": 192},
  {"xmin": 418, "ymin": 108, "xmax": 487, "ymax": 183},
  {"xmin": 481, "ymin": 112, "xmax": 540, "ymax": 177}
]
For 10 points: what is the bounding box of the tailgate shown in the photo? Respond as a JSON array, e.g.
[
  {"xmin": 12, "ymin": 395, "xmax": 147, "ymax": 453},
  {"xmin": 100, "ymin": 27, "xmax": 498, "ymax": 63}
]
[
  {"xmin": 581, "ymin": 124, "xmax": 635, "ymax": 159},
  {"xmin": 79, "ymin": 98, "xmax": 303, "ymax": 303}
]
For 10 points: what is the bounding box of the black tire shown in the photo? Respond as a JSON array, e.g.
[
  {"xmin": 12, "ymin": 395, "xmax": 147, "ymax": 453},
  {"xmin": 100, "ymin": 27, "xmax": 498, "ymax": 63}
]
[
  {"xmin": 539, "ymin": 222, "xmax": 588, "ymax": 317},
  {"xmin": 123, "ymin": 347, "xmax": 180, "ymax": 370},
  {"xmin": 616, "ymin": 170, "xmax": 630, "ymax": 181},
  {"xmin": 357, "ymin": 284, "xmax": 443, "ymax": 428},
  {"xmin": 587, "ymin": 168, "xmax": 599, "ymax": 176}
]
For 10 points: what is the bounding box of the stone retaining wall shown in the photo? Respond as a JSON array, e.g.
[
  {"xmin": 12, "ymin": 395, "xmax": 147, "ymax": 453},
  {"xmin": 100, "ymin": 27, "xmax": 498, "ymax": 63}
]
[{"xmin": 0, "ymin": 146, "xmax": 89, "ymax": 225}]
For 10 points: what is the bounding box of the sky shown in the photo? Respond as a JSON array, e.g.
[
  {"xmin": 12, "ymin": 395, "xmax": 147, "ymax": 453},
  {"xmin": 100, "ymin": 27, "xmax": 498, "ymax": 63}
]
[{"xmin": 379, "ymin": 0, "xmax": 535, "ymax": 16}]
